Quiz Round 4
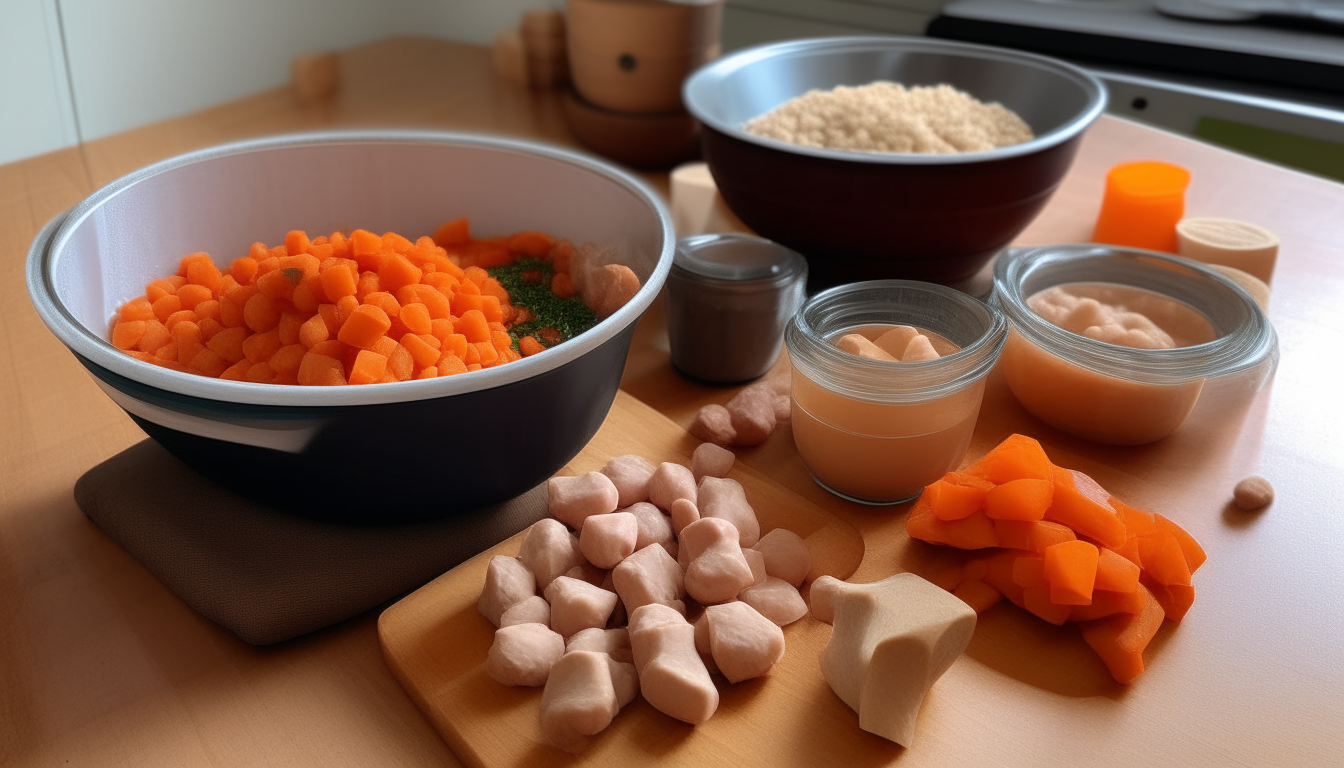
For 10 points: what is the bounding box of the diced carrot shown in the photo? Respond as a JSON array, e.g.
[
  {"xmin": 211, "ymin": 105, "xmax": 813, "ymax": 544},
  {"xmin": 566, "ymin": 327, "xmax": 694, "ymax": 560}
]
[
  {"xmin": 255, "ymin": 267, "xmax": 297, "ymax": 301},
  {"xmin": 188, "ymin": 348, "xmax": 230, "ymax": 378},
  {"xmin": 199, "ymin": 317, "xmax": 225, "ymax": 342},
  {"xmin": 433, "ymin": 217, "xmax": 471, "ymax": 247},
  {"xmin": 320, "ymin": 262, "xmax": 358, "ymax": 300},
  {"xmin": 277, "ymin": 310, "xmax": 305, "ymax": 346},
  {"xmin": 437, "ymin": 353, "xmax": 468, "ymax": 376},
  {"xmin": 1011, "ymin": 555, "xmax": 1046, "ymax": 588},
  {"xmin": 1069, "ymin": 587, "xmax": 1147, "ymax": 622},
  {"xmin": 1080, "ymin": 584, "xmax": 1165, "ymax": 683},
  {"xmin": 297, "ymin": 351, "xmax": 348, "ymax": 386},
  {"xmin": 174, "ymin": 321, "xmax": 204, "ymax": 366},
  {"xmin": 370, "ymin": 335, "xmax": 398, "ymax": 358},
  {"xmin": 1137, "ymin": 532, "xmax": 1192, "ymax": 587},
  {"xmin": 348, "ymin": 349, "xmax": 388, "ymax": 385},
  {"xmin": 335, "ymin": 294, "xmax": 361, "ymax": 325},
  {"xmin": 386, "ymin": 344, "xmax": 414, "ymax": 381},
  {"xmin": 176, "ymin": 283, "xmax": 214, "ymax": 310},
  {"xmin": 993, "ymin": 520, "xmax": 1076, "ymax": 554},
  {"xmin": 381, "ymin": 231, "xmax": 412, "ymax": 254},
  {"xmin": 1154, "ymin": 514, "xmax": 1207, "ymax": 573},
  {"xmin": 284, "ymin": 230, "xmax": 310, "ymax": 256},
  {"xmin": 337, "ymin": 304, "xmax": 393, "ymax": 349},
  {"xmin": 985, "ymin": 478, "xmax": 1054, "ymax": 521},
  {"xmin": 400, "ymin": 333, "xmax": 441, "ymax": 369},
  {"xmin": 136, "ymin": 320, "xmax": 172, "ymax": 354},
  {"xmin": 229, "ymin": 257, "xmax": 259, "ymax": 285},
  {"xmin": 397, "ymin": 284, "xmax": 451, "ymax": 319},
  {"xmin": 112, "ymin": 321, "xmax": 147, "ymax": 350},
  {"xmin": 473, "ymin": 341, "xmax": 500, "ymax": 368},
  {"xmin": 1044, "ymin": 540, "xmax": 1099, "ymax": 606},
  {"xmin": 119, "ymin": 297, "xmax": 156, "ymax": 322},
  {"xmin": 906, "ymin": 496, "xmax": 999, "ymax": 549},
  {"xmin": 328, "ymin": 231, "xmax": 349, "ymax": 259},
  {"xmin": 245, "ymin": 362, "xmax": 277, "ymax": 384},
  {"xmin": 243, "ymin": 293, "xmax": 281, "ymax": 333},
  {"xmin": 269, "ymin": 344, "xmax": 308, "ymax": 376},
  {"xmin": 1046, "ymin": 477, "xmax": 1129, "ymax": 550},
  {"xmin": 219, "ymin": 358, "xmax": 251, "ymax": 381},
  {"xmin": 185, "ymin": 258, "xmax": 225, "ymax": 295},
  {"xmin": 1114, "ymin": 537, "xmax": 1144, "ymax": 568},
  {"xmin": 1022, "ymin": 584, "xmax": 1072, "ymax": 625},
  {"xmin": 429, "ymin": 317, "xmax": 454, "ymax": 342},
  {"xmin": 350, "ymin": 228, "xmax": 383, "ymax": 259},
  {"xmin": 152, "ymin": 294, "xmax": 183, "ymax": 323},
  {"xmin": 964, "ymin": 433, "xmax": 1054, "ymax": 485},
  {"xmin": 1141, "ymin": 574, "xmax": 1196, "ymax": 623},
  {"xmin": 458, "ymin": 309, "xmax": 490, "ymax": 344},
  {"xmin": 1094, "ymin": 547, "xmax": 1141, "ymax": 594},
  {"xmin": 194, "ymin": 300, "xmax": 221, "ymax": 323},
  {"xmin": 206, "ymin": 326, "xmax": 249, "ymax": 363},
  {"xmin": 247, "ymin": 242, "xmax": 271, "ymax": 261},
  {"xmin": 145, "ymin": 276, "xmax": 184, "ymax": 303},
  {"xmin": 242, "ymin": 329, "xmax": 282, "ymax": 363},
  {"xmin": 292, "ymin": 276, "xmax": 322, "ymax": 314},
  {"xmin": 953, "ymin": 579, "xmax": 1002, "ymax": 614},
  {"xmin": 519, "ymin": 335, "xmax": 545, "ymax": 357},
  {"xmin": 1111, "ymin": 498, "xmax": 1157, "ymax": 538},
  {"xmin": 378, "ymin": 253, "xmax": 422, "ymax": 293},
  {"xmin": 399, "ymin": 302, "xmax": 433, "ymax": 335},
  {"xmin": 164, "ymin": 309, "xmax": 195, "ymax": 331},
  {"xmin": 299, "ymin": 313, "xmax": 330, "ymax": 349}
]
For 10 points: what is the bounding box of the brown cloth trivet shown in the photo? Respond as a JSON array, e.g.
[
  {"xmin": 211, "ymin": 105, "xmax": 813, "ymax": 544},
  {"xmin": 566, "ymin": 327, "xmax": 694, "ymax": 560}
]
[{"xmin": 74, "ymin": 439, "xmax": 548, "ymax": 645}]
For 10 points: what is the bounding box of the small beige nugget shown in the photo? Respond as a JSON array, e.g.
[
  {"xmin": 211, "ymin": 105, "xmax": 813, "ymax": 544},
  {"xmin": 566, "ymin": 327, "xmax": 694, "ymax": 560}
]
[
  {"xmin": 487, "ymin": 622, "xmax": 565, "ymax": 687},
  {"xmin": 580, "ymin": 511, "xmax": 639, "ymax": 569},
  {"xmin": 690, "ymin": 403, "xmax": 737, "ymax": 446},
  {"xmin": 692, "ymin": 441, "xmax": 736, "ymax": 481},
  {"xmin": 545, "ymin": 576, "xmax": 620, "ymax": 638},
  {"xmin": 629, "ymin": 603, "xmax": 719, "ymax": 724},
  {"xmin": 1233, "ymin": 474, "xmax": 1274, "ymax": 510},
  {"xmin": 872, "ymin": 325, "xmax": 920, "ymax": 358},
  {"xmin": 612, "ymin": 543, "xmax": 686, "ymax": 614},
  {"xmin": 600, "ymin": 455, "xmax": 658, "ymax": 508},
  {"xmin": 478, "ymin": 555, "xmax": 537, "ymax": 627},
  {"xmin": 519, "ymin": 518, "xmax": 583, "ymax": 590},
  {"xmin": 648, "ymin": 462, "xmax": 697, "ymax": 511},
  {"xmin": 681, "ymin": 517, "xmax": 756, "ymax": 605},
  {"xmin": 738, "ymin": 576, "xmax": 809, "ymax": 626},
  {"xmin": 752, "ymin": 528, "xmax": 812, "ymax": 587},
  {"xmin": 669, "ymin": 497, "xmax": 700, "ymax": 537},
  {"xmin": 548, "ymin": 471, "xmax": 620, "ymax": 529},
  {"xmin": 838, "ymin": 333, "xmax": 898, "ymax": 361},
  {"xmin": 742, "ymin": 547, "xmax": 768, "ymax": 585},
  {"xmin": 901, "ymin": 334, "xmax": 940, "ymax": 362},
  {"xmin": 500, "ymin": 595, "xmax": 551, "ymax": 628},
  {"xmin": 819, "ymin": 573, "xmax": 977, "ymax": 747},
  {"xmin": 539, "ymin": 650, "xmax": 638, "ymax": 751},
  {"xmin": 698, "ymin": 476, "xmax": 760, "ymax": 546},
  {"xmin": 702, "ymin": 601, "xmax": 786, "ymax": 683},
  {"xmin": 566, "ymin": 626, "xmax": 634, "ymax": 663},
  {"xmin": 725, "ymin": 383, "xmax": 777, "ymax": 446},
  {"xmin": 626, "ymin": 501, "xmax": 678, "ymax": 559}
]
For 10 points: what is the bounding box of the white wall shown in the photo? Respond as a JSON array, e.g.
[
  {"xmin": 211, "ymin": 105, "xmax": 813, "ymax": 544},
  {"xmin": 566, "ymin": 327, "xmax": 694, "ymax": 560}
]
[{"xmin": 0, "ymin": 0, "xmax": 933, "ymax": 166}]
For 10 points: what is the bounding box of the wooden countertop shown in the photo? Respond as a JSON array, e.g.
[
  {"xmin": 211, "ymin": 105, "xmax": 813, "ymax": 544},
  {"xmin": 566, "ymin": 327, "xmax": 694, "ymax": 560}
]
[{"xmin": 3, "ymin": 37, "xmax": 1341, "ymax": 768}]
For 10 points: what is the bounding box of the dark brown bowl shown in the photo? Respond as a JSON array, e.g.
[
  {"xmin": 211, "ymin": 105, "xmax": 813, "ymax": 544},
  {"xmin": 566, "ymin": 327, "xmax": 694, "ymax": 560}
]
[{"xmin": 683, "ymin": 36, "xmax": 1106, "ymax": 288}]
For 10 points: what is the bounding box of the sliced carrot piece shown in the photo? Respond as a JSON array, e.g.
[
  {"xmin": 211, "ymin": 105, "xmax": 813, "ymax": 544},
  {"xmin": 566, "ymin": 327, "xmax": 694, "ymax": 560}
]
[
  {"xmin": 136, "ymin": 320, "xmax": 172, "ymax": 354},
  {"xmin": 297, "ymin": 351, "xmax": 348, "ymax": 386},
  {"xmin": 400, "ymin": 333, "xmax": 441, "ymax": 369},
  {"xmin": 1080, "ymin": 584, "xmax": 1165, "ymax": 683},
  {"xmin": 299, "ymin": 313, "xmax": 330, "ymax": 349},
  {"xmin": 953, "ymin": 580, "xmax": 1002, "ymax": 614},
  {"xmin": 378, "ymin": 252, "xmax": 422, "ymax": 293},
  {"xmin": 206, "ymin": 326, "xmax": 249, "ymax": 363},
  {"xmin": 437, "ymin": 353, "xmax": 469, "ymax": 377},
  {"xmin": 194, "ymin": 299, "xmax": 221, "ymax": 323},
  {"xmin": 284, "ymin": 230, "xmax": 311, "ymax": 257},
  {"xmin": 1141, "ymin": 574, "xmax": 1196, "ymax": 623},
  {"xmin": 229, "ymin": 257, "xmax": 260, "ymax": 285},
  {"xmin": 518, "ymin": 335, "xmax": 545, "ymax": 357},
  {"xmin": 337, "ymin": 304, "xmax": 393, "ymax": 349},
  {"xmin": 1069, "ymin": 587, "xmax": 1147, "ymax": 622},
  {"xmin": 242, "ymin": 329, "xmax": 283, "ymax": 363},
  {"xmin": 964, "ymin": 433, "xmax": 1054, "ymax": 485},
  {"xmin": 399, "ymin": 302, "xmax": 433, "ymax": 335},
  {"xmin": 1022, "ymin": 584, "xmax": 1072, "ymax": 625},
  {"xmin": 925, "ymin": 476, "xmax": 991, "ymax": 522},
  {"xmin": 1046, "ymin": 477, "xmax": 1128, "ymax": 550},
  {"xmin": 1154, "ymin": 514, "xmax": 1207, "ymax": 573},
  {"xmin": 348, "ymin": 349, "xmax": 388, "ymax": 385},
  {"xmin": 985, "ymin": 478, "xmax": 1054, "ymax": 521},
  {"xmin": 188, "ymin": 348, "xmax": 229, "ymax": 378},
  {"xmin": 320, "ymin": 262, "xmax": 358, "ymax": 300},
  {"xmin": 1011, "ymin": 555, "xmax": 1046, "ymax": 588},
  {"xmin": 176, "ymin": 283, "xmax": 213, "ymax": 310},
  {"xmin": 1110, "ymin": 498, "xmax": 1157, "ymax": 538},
  {"xmin": 386, "ymin": 344, "xmax": 414, "ymax": 381},
  {"xmin": 269, "ymin": 344, "xmax": 308, "ymax": 376},
  {"xmin": 243, "ymin": 293, "xmax": 281, "ymax": 333},
  {"xmin": 433, "ymin": 217, "xmax": 471, "ymax": 247},
  {"xmin": 458, "ymin": 309, "xmax": 490, "ymax": 344},
  {"xmin": 1094, "ymin": 547, "xmax": 1141, "ymax": 594},
  {"xmin": 1137, "ymin": 532, "xmax": 1192, "ymax": 587},
  {"xmin": 1044, "ymin": 540, "xmax": 1099, "ymax": 606},
  {"xmin": 112, "ymin": 321, "xmax": 147, "ymax": 350},
  {"xmin": 906, "ymin": 496, "xmax": 999, "ymax": 550}
]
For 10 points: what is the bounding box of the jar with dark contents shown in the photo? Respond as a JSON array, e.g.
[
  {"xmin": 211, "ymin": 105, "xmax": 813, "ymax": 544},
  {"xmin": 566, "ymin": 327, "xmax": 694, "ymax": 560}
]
[{"xmin": 667, "ymin": 233, "xmax": 808, "ymax": 383}]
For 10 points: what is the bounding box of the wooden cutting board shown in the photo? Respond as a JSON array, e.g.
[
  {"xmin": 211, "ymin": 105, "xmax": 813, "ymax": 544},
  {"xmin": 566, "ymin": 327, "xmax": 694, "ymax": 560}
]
[{"xmin": 378, "ymin": 390, "xmax": 873, "ymax": 767}]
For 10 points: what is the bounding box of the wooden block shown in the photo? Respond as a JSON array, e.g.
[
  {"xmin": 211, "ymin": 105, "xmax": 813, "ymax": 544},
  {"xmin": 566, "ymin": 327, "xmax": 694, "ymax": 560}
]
[
  {"xmin": 291, "ymin": 52, "xmax": 339, "ymax": 104},
  {"xmin": 492, "ymin": 28, "xmax": 530, "ymax": 88}
]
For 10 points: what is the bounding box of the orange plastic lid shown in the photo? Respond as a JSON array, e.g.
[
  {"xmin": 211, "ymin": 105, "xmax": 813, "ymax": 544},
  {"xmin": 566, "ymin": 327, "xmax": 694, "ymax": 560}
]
[{"xmin": 1092, "ymin": 161, "xmax": 1192, "ymax": 252}]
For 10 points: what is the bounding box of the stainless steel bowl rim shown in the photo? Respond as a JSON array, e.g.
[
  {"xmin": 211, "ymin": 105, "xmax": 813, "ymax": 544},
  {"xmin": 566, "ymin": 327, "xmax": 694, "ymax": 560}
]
[
  {"xmin": 27, "ymin": 130, "xmax": 676, "ymax": 408},
  {"xmin": 683, "ymin": 35, "xmax": 1107, "ymax": 165}
]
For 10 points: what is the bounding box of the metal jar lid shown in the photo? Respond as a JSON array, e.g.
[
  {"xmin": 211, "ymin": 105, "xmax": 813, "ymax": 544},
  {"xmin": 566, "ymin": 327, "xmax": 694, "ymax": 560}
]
[{"xmin": 671, "ymin": 233, "xmax": 808, "ymax": 289}]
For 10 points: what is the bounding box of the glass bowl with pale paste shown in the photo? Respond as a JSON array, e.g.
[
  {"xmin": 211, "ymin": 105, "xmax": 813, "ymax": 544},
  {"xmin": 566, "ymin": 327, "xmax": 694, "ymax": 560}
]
[{"xmin": 991, "ymin": 244, "xmax": 1277, "ymax": 445}]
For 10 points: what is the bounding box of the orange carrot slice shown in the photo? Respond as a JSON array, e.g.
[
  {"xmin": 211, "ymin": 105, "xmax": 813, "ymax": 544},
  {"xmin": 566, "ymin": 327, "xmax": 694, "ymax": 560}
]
[
  {"xmin": 964, "ymin": 433, "xmax": 1054, "ymax": 485},
  {"xmin": 985, "ymin": 478, "xmax": 1054, "ymax": 521},
  {"xmin": 1044, "ymin": 540, "xmax": 1100, "ymax": 606},
  {"xmin": 1080, "ymin": 584, "xmax": 1165, "ymax": 683},
  {"xmin": 1094, "ymin": 547, "xmax": 1141, "ymax": 594},
  {"xmin": 336, "ymin": 305, "xmax": 392, "ymax": 349}
]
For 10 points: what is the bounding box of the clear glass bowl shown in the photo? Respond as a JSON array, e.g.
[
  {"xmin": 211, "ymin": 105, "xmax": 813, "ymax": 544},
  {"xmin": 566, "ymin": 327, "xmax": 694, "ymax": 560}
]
[
  {"xmin": 785, "ymin": 280, "xmax": 1006, "ymax": 505},
  {"xmin": 991, "ymin": 244, "xmax": 1278, "ymax": 445}
]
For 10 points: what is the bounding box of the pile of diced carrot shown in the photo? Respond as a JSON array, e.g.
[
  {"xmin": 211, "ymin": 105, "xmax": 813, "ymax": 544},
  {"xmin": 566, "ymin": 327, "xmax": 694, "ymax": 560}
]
[
  {"xmin": 108, "ymin": 219, "xmax": 577, "ymax": 385},
  {"xmin": 908, "ymin": 434, "xmax": 1206, "ymax": 684}
]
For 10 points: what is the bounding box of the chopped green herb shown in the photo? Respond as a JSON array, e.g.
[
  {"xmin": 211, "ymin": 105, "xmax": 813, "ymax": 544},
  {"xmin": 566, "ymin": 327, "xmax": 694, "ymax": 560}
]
[{"xmin": 489, "ymin": 258, "xmax": 598, "ymax": 348}]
